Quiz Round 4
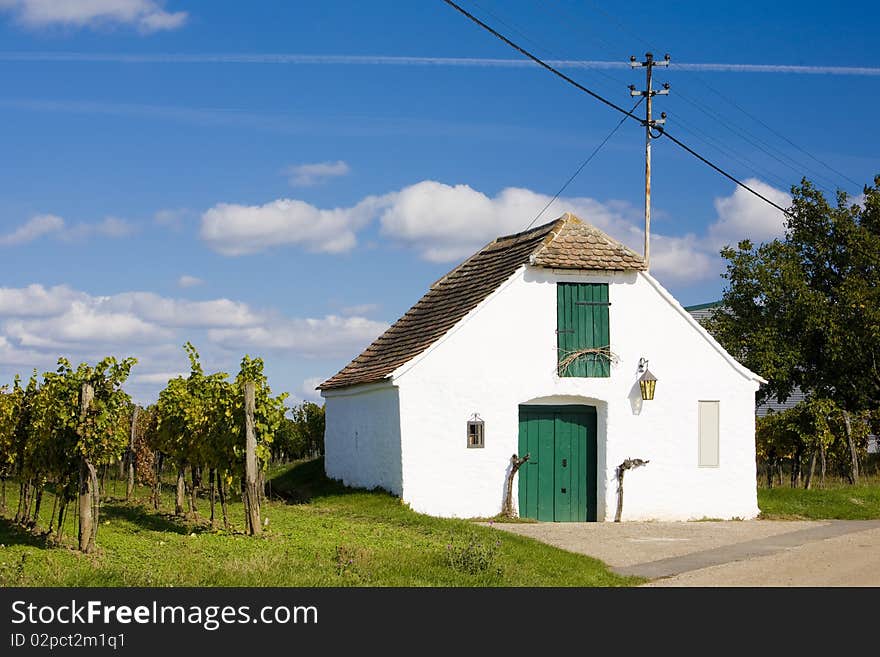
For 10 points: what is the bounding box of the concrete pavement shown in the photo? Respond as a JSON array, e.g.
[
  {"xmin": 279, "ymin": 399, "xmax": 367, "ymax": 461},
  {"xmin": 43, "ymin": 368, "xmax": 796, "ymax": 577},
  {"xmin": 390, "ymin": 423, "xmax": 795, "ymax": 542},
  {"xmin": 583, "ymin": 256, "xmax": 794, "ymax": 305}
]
[{"xmin": 487, "ymin": 519, "xmax": 880, "ymax": 586}]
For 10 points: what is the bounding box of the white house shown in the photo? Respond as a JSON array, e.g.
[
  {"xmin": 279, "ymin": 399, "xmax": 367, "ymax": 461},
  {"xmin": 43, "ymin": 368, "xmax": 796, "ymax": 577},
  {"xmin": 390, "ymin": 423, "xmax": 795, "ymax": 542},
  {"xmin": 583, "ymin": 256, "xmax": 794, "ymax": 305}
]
[{"xmin": 319, "ymin": 214, "xmax": 764, "ymax": 521}]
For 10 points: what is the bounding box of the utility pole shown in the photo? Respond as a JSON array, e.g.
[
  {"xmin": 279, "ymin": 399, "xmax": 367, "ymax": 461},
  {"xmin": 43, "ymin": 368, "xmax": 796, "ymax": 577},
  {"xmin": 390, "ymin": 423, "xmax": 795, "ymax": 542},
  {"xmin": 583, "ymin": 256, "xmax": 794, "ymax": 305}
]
[{"xmin": 629, "ymin": 52, "xmax": 670, "ymax": 270}]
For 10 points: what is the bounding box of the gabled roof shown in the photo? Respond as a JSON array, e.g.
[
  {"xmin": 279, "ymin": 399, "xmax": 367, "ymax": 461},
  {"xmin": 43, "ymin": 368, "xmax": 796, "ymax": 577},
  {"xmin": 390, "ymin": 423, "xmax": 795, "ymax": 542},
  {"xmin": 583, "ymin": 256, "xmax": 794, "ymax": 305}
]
[
  {"xmin": 319, "ymin": 213, "xmax": 646, "ymax": 391},
  {"xmin": 530, "ymin": 214, "xmax": 647, "ymax": 270},
  {"xmin": 684, "ymin": 300, "xmax": 722, "ymax": 324}
]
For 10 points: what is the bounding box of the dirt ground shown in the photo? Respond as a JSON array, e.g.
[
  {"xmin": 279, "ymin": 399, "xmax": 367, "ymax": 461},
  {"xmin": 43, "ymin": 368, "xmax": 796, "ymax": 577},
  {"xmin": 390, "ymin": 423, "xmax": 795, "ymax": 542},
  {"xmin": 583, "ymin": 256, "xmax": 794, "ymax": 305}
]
[{"xmin": 487, "ymin": 519, "xmax": 880, "ymax": 586}]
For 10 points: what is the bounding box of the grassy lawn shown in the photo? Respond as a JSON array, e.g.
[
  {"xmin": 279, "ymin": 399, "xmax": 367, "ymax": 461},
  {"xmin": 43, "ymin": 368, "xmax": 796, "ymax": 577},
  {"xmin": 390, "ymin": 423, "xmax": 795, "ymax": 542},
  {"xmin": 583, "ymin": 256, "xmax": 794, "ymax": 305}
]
[
  {"xmin": 0, "ymin": 459, "xmax": 639, "ymax": 587},
  {"xmin": 758, "ymin": 480, "xmax": 880, "ymax": 520}
]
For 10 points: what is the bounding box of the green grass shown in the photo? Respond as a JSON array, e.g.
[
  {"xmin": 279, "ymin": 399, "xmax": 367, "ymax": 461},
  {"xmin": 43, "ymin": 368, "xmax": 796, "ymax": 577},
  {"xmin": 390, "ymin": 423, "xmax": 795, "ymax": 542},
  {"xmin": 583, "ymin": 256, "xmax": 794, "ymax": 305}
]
[
  {"xmin": 758, "ymin": 481, "xmax": 880, "ymax": 520},
  {"xmin": 0, "ymin": 459, "xmax": 639, "ymax": 587}
]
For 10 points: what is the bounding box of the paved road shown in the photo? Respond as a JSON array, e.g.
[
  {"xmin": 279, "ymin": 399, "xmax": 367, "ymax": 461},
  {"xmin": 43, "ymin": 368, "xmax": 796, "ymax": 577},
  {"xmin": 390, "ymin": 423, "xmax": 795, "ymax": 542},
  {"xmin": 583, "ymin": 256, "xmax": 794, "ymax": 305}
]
[{"xmin": 488, "ymin": 519, "xmax": 880, "ymax": 586}]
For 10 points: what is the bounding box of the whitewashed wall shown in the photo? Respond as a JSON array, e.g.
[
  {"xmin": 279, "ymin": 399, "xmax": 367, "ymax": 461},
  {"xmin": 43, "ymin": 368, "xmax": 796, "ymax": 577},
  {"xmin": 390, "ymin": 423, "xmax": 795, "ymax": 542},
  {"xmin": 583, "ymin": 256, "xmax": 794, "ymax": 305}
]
[
  {"xmin": 386, "ymin": 266, "xmax": 761, "ymax": 521},
  {"xmin": 323, "ymin": 383, "xmax": 403, "ymax": 495}
]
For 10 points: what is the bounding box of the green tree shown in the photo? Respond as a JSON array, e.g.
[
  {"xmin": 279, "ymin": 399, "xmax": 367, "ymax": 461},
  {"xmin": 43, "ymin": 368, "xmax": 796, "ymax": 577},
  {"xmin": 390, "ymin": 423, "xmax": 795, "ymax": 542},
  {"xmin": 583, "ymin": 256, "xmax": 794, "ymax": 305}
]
[
  {"xmin": 708, "ymin": 176, "xmax": 880, "ymax": 483},
  {"xmin": 0, "ymin": 378, "xmax": 23, "ymax": 513},
  {"xmin": 289, "ymin": 402, "xmax": 325, "ymax": 459}
]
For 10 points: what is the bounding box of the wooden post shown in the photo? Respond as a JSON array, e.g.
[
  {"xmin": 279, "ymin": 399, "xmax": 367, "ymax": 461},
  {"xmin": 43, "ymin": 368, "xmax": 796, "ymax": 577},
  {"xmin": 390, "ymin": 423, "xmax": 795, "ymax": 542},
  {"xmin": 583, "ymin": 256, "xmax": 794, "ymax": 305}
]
[
  {"xmin": 614, "ymin": 458, "xmax": 649, "ymax": 522},
  {"xmin": 175, "ymin": 467, "xmax": 186, "ymax": 516},
  {"xmin": 243, "ymin": 381, "xmax": 261, "ymax": 535},
  {"xmin": 126, "ymin": 406, "xmax": 139, "ymax": 500},
  {"xmin": 209, "ymin": 468, "xmax": 216, "ymax": 527},
  {"xmin": 78, "ymin": 382, "xmax": 96, "ymax": 553},
  {"xmin": 502, "ymin": 453, "xmax": 530, "ymax": 517},
  {"xmin": 842, "ymin": 411, "xmax": 860, "ymax": 485}
]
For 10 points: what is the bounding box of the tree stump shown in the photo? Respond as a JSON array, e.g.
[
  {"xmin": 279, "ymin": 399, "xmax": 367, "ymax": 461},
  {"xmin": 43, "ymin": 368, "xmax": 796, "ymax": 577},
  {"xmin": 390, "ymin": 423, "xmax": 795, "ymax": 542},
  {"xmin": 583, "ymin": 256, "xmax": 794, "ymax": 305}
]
[
  {"xmin": 502, "ymin": 453, "xmax": 530, "ymax": 518},
  {"xmin": 614, "ymin": 457, "xmax": 649, "ymax": 523}
]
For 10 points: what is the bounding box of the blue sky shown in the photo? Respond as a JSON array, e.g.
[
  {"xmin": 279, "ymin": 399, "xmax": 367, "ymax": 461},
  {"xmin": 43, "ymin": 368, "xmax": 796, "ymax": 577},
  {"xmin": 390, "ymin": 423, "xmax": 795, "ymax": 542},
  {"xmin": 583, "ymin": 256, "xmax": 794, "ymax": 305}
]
[{"xmin": 0, "ymin": 0, "xmax": 877, "ymax": 404}]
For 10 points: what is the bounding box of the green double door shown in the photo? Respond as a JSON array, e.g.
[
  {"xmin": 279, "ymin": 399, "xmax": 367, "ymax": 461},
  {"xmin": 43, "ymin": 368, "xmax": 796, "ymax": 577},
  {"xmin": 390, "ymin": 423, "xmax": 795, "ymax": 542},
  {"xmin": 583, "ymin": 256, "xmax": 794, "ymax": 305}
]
[{"xmin": 518, "ymin": 405, "xmax": 597, "ymax": 522}]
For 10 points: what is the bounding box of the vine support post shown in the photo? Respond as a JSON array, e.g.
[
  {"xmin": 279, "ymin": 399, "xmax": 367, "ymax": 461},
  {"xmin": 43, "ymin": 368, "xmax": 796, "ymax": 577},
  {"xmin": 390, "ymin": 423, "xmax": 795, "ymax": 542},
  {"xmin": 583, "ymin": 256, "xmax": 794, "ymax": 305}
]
[
  {"xmin": 126, "ymin": 406, "xmax": 139, "ymax": 500},
  {"xmin": 614, "ymin": 458, "xmax": 649, "ymax": 523},
  {"xmin": 502, "ymin": 453, "xmax": 530, "ymax": 518},
  {"xmin": 243, "ymin": 381, "xmax": 261, "ymax": 535},
  {"xmin": 78, "ymin": 382, "xmax": 97, "ymax": 553}
]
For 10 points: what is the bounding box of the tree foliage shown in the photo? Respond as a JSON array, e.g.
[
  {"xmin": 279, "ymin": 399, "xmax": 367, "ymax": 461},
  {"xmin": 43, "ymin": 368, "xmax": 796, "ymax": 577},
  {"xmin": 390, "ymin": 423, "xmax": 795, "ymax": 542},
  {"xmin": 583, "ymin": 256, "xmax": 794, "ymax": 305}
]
[
  {"xmin": 273, "ymin": 402, "xmax": 325, "ymax": 462},
  {"xmin": 756, "ymin": 399, "xmax": 875, "ymax": 486},
  {"xmin": 151, "ymin": 344, "xmax": 287, "ymax": 525},
  {"xmin": 2, "ymin": 342, "xmax": 292, "ymax": 539},
  {"xmin": 707, "ymin": 176, "xmax": 880, "ymax": 411},
  {"xmin": 1, "ymin": 357, "xmax": 135, "ymax": 547}
]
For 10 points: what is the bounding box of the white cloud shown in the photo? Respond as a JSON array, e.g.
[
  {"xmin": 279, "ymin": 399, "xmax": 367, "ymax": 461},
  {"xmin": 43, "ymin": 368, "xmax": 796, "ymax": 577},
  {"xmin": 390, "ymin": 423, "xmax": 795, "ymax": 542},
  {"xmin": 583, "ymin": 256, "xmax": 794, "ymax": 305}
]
[
  {"xmin": 62, "ymin": 216, "xmax": 136, "ymax": 240},
  {"xmin": 0, "ymin": 334, "xmax": 46, "ymax": 367},
  {"xmin": 285, "ymin": 160, "xmax": 350, "ymax": 187},
  {"xmin": 177, "ymin": 275, "xmax": 204, "ymax": 288},
  {"xmin": 648, "ymin": 233, "xmax": 716, "ymax": 283},
  {"xmin": 130, "ymin": 371, "xmax": 186, "ymax": 385},
  {"xmin": 200, "ymin": 195, "xmax": 383, "ymax": 256},
  {"xmin": 5, "ymin": 302, "xmax": 169, "ymax": 349},
  {"xmin": 0, "ymin": 214, "xmax": 64, "ymax": 245},
  {"xmin": 340, "ymin": 303, "xmax": 379, "ymax": 317},
  {"xmin": 0, "ymin": 283, "xmax": 385, "ymax": 403},
  {"xmin": 1, "ymin": 0, "xmax": 188, "ymax": 33},
  {"xmin": 102, "ymin": 292, "xmax": 262, "ymax": 328},
  {"xmin": 199, "ymin": 178, "xmax": 791, "ymax": 284},
  {"xmin": 0, "ymin": 284, "xmax": 86, "ymax": 316},
  {"xmin": 154, "ymin": 208, "xmax": 189, "ymax": 229},
  {"xmin": 377, "ymin": 181, "xmax": 644, "ymax": 263},
  {"xmin": 208, "ymin": 315, "xmax": 389, "ymax": 359},
  {"xmin": 707, "ymin": 178, "xmax": 791, "ymax": 249},
  {"xmin": 1, "ymin": 214, "xmax": 135, "ymax": 245},
  {"xmin": 298, "ymin": 377, "xmax": 325, "ymax": 402}
]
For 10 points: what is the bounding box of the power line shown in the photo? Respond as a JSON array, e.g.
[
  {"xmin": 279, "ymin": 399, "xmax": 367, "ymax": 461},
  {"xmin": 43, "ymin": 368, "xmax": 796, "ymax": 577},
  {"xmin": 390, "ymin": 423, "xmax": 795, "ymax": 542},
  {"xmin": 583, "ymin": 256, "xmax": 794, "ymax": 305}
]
[
  {"xmin": 694, "ymin": 82, "xmax": 862, "ymax": 190},
  {"xmin": 541, "ymin": 0, "xmax": 833, "ymax": 195},
  {"xmin": 472, "ymin": 0, "xmax": 631, "ymax": 98},
  {"xmin": 441, "ymin": 0, "xmax": 644, "ymax": 124},
  {"xmin": 560, "ymin": 0, "xmax": 859, "ymax": 193},
  {"xmin": 660, "ymin": 130, "xmax": 788, "ymax": 214},
  {"xmin": 670, "ymin": 89, "xmax": 842, "ymax": 195},
  {"xmin": 522, "ymin": 96, "xmax": 645, "ymax": 233},
  {"xmin": 481, "ymin": 1, "xmax": 797, "ymax": 196},
  {"xmin": 667, "ymin": 119, "xmax": 795, "ymax": 192},
  {"xmin": 441, "ymin": 0, "xmax": 793, "ymax": 217}
]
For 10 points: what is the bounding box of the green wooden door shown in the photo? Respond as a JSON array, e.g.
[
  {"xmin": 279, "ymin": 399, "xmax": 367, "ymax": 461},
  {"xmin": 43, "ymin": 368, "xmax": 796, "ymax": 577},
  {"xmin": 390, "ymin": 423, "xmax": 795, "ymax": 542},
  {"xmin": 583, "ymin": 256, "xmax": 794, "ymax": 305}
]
[
  {"xmin": 518, "ymin": 405, "xmax": 598, "ymax": 522},
  {"xmin": 557, "ymin": 283, "xmax": 610, "ymax": 377}
]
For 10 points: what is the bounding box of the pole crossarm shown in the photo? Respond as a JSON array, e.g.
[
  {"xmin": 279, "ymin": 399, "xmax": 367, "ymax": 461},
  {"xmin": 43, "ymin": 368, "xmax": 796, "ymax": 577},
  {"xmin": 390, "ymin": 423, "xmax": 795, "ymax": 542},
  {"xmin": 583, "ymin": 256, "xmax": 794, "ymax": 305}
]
[{"xmin": 629, "ymin": 51, "xmax": 671, "ymax": 271}]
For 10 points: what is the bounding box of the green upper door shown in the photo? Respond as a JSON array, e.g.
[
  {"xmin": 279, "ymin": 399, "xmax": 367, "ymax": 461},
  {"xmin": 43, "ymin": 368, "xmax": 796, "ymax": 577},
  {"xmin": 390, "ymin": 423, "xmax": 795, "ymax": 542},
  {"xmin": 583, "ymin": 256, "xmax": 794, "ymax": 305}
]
[
  {"xmin": 518, "ymin": 405, "xmax": 598, "ymax": 522},
  {"xmin": 557, "ymin": 283, "xmax": 610, "ymax": 377}
]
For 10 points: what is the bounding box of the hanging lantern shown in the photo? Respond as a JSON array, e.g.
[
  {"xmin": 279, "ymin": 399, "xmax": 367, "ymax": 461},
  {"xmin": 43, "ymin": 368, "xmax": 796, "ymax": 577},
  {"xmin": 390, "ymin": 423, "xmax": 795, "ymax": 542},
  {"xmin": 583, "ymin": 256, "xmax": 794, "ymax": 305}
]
[{"xmin": 638, "ymin": 358, "xmax": 657, "ymax": 401}]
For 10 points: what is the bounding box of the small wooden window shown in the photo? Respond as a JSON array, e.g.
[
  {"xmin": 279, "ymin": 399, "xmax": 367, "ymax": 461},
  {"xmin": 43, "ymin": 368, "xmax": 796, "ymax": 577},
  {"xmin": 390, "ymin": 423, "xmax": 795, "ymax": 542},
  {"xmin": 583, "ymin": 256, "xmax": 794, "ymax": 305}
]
[
  {"xmin": 467, "ymin": 417, "xmax": 485, "ymax": 448},
  {"xmin": 698, "ymin": 401, "xmax": 720, "ymax": 467}
]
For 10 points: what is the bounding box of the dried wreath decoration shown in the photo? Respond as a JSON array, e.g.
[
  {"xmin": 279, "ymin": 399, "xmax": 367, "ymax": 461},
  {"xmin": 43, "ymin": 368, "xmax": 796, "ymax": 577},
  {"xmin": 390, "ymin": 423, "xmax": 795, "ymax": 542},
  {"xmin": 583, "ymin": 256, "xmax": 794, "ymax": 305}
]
[{"xmin": 556, "ymin": 346, "xmax": 620, "ymax": 375}]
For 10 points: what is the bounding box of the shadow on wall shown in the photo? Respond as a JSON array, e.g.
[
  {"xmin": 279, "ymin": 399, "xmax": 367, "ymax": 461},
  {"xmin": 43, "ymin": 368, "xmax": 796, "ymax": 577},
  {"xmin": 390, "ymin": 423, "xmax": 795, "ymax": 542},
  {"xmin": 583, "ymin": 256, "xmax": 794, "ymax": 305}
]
[{"xmin": 629, "ymin": 379, "xmax": 644, "ymax": 415}]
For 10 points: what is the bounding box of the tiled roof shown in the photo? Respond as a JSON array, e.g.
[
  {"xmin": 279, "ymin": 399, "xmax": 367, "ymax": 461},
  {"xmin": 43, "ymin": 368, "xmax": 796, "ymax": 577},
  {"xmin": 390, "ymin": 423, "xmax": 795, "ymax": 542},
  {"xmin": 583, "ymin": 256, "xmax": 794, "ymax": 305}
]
[
  {"xmin": 319, "ymin": 213, "xmax": 645, "ymax": 390},
  {"xmin": 531, "ymin": 214, "xmax": 647, "ymax": 271}
]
